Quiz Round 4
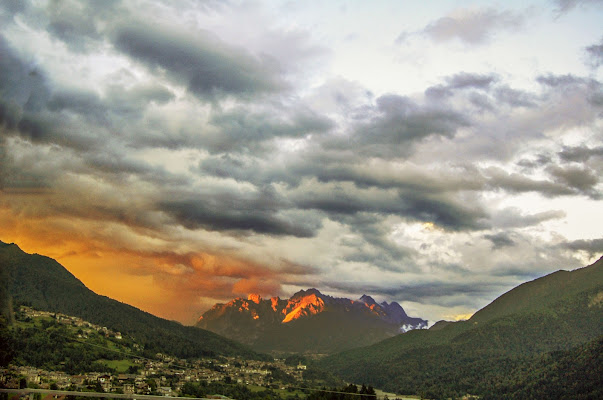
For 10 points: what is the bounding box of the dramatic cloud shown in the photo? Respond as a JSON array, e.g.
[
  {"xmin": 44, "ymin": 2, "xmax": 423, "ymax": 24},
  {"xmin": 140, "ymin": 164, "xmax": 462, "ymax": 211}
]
[
  {"xmin": 1, "ymin": 1, "xmax": 601, "ymax": 324},
  {"xmin": 112, "ymin": 22, "xmax": 286, "ymax": 99}
]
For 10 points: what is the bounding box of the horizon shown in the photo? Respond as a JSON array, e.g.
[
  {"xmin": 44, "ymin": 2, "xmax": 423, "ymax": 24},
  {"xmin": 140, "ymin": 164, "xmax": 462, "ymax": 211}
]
[
  {"xmin": 1, "ymin": 0, "xmax": 602, "ymax": 325},
  {"xmin": 4, "ymin": 237, "xmax": 602, "ymax": 327}
]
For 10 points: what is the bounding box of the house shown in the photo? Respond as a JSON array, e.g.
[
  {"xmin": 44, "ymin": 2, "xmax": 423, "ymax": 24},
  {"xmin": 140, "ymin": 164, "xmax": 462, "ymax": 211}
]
[
  {"xmin": 158, "ymin": 387, "xmax": 173, "ymax": 396},
  {"xmin": 123, "ymin": 383, "xmax": 135, "ymax": 394},
  {"xmin": 98, "ymin": 375, "xmax": 112, "ymax": 391}
]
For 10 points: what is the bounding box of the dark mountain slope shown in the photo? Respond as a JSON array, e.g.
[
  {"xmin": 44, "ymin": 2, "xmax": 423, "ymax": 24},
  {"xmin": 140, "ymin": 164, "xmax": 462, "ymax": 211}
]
[
  {"xmin": 0, "ymin": 241, "xmax": 265, "ymax": 360},
  {"xmin": 318, "ymin": 257, "xmax": 603, "ymax": 398}
]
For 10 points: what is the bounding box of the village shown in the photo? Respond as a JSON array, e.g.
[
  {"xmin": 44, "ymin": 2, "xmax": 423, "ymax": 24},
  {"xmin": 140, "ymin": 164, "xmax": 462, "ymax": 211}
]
[{"xmin": 1, "ymin": 307, "xmax": 308, "ymax": 397}]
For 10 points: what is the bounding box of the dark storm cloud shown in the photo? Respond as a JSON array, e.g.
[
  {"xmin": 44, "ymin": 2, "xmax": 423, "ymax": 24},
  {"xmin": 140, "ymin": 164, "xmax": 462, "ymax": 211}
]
[
  {"xmin": 0, "ymin": 36, "xmax": 102, "ymax": 152},
  {"xmin": 295, "ymin": 186, "xmax": 487, "ymax": 232},
  {"xmin": 158, "ymin": 187, "xmax": 322, "ymax": 237},
  {"xmin": 422, "ymin": 8, "xmax": 525, "ymax": 45},
  {"xmin": 112, "ymin": 21, "xmax": 285, "ymax": 99},
  {"xmin": 328, "ymin": 94, "xmax": 468, "ymax": 158},
  {"xmin": 0, "ymin": 35, "xmax": 51, "ymax": 116}
]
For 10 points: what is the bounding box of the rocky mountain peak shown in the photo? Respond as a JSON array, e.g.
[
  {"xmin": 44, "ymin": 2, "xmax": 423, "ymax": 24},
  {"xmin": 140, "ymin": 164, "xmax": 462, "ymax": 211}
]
[{"xmin": 247, "ymin": 293, "xmax": 262, "ymax": 304}]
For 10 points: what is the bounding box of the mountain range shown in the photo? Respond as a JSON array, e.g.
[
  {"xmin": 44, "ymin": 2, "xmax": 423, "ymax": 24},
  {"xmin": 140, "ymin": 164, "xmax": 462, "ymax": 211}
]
[
  {"xmin": 2, "ymin": 238, "xmax": 601, "ymax": 397},
  {"xmin": 197, "ymin": 289, "xmax": 427, "ymax": 353},
  {"xmin": 0, "ymin": 240, "xmax": 265, "ymax": 360}
]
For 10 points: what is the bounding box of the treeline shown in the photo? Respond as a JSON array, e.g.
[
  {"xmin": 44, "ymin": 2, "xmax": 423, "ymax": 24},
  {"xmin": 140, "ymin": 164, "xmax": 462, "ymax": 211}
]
[
  {"xmin": 480, "ymin": 335, "xmax": 603, "ymax": 399},
  {"xmin": 181, "ymin": 380, "xmax": 300, "ymax": 400},
  {"xmin": 307, "ymin": 384, "xmax": 376, "ymax": 400}
]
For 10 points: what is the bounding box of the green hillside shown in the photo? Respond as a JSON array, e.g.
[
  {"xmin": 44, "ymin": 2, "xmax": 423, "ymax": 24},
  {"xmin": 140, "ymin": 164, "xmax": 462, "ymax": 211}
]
[
  {"xmin": 0, "ymin": 241, "xmax": 266, "ymax": 360},
  {"xmin": 10, "ymin": 309, "xmax": 142, "ymax": 374},
  {"xmin": 318, "ymin": 257, "xmax": 603, "ymax": 399}
]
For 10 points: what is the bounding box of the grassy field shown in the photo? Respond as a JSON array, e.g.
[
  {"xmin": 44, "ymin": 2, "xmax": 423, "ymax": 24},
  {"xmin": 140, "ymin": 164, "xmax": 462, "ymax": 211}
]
[{"xmin": 99, "ymin": 359, "xmax": 137, "ymax": 373}]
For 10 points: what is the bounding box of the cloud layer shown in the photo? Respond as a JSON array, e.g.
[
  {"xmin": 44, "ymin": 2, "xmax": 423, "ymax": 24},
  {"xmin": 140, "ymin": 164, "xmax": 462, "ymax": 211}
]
[{"xmin": 1, "ymin": 0, "xmax": 602, "ymax": 324}]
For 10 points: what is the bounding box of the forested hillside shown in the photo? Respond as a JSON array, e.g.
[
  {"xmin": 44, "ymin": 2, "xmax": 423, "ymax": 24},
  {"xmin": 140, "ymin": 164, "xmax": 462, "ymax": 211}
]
[
  {"xmin": 0, "ymin": 241, "xmax": 267, "ymax": 360},
  {"xmin": 319, "ymin": 257, "xmax": 603, "ymax": 399}
]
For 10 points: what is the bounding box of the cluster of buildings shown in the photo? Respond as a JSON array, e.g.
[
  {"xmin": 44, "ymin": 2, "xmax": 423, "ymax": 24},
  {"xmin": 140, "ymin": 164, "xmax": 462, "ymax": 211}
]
[
  {"xmin": 1, "ymin": 357, "xmax": 306, "ymax": 396},
  {"xmin": 19, "ymin": 307, "xmax": 123, "ymax": 341},
  {"xmin": 1, "ymin": 307, "xmax": 308, "ymax": 396}
]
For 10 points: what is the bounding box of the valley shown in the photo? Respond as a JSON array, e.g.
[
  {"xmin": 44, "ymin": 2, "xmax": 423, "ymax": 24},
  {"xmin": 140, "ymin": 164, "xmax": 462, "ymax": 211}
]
[{"xmin": 1, "ymin": 242, "xmax": 602, "ymax": 399}]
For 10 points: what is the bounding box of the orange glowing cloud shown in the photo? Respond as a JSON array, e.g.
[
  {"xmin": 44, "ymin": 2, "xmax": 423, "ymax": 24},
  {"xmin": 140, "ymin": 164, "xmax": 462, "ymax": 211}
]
[{"xmin": 0, "ymin": 190, "xmax": 312, "ymax": 324}]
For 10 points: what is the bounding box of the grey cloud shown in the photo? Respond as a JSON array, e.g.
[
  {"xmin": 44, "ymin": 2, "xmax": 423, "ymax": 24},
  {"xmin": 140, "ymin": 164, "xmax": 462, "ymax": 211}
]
[
  {"xmin": 561, "ymin": 238, "xmax": 603, "ymax": 256},
  {"xmin": 199, "ymin": 151, "xmax": 486, "ymax": 196},
  {"xmin": 483, "ymin": 232, "xmax": 516, "ymax": 249},
  {"xmin": 553, "ymin": 0, "xmax": 603, "ymax": 13},
  {"xmin": 203, "ymin": 105, "xmax": 333, "ymax": 153},
  {"xmin": 446, "ymin": 72, "xmax": 498, "ymax": 89},
  {"xmin": 0, "ymin": 36, "xmax": 101, "ymax": 151},
  {"xmin": 558, "ymin": 145, "xmax": 603, "ymax": 162},
  {"xmin": 548, "ymin": 165, "xmax": 600, "ymax": 196},
  {"xmin": 339, "ymin": 214, "xmax": 416, "ymax": 272},
  {"xmin": 422, "ymin": 8, "xmax": 525, "ymax": 45},
  {"xmin": 158, "ymin": 186, "xmax": 322, "ymax": 237},
  {"xmin": 494, "ymin": 86, "xmax": 537, "ymax": 108},
  {"xmin": 485, "ymin": 167, "xmax": 577, "ymax": 197},
  {"xmin": 0, "ymin": 36, "xmax": 51, "ymax": 114},
  {"xmin": 112, "ymin": 21, "xmax": 285, "ymax": 99},
  {"xmin": 47, "ymin": 88, "xmax": 108, "ymax": 123},
  {"xmin": 15, "ymin": 112, "xmax": 104, "ymax": 151},
  {"xmin": 516, "ymin": 154, "xmax": 553, "ymax": 170},
  {"xmin": 45, "ymin": 0, "xmax": 107, "ymax": 52},
  {"xmin": 323, "ymin": 280, "xmax": 504, "ymax": 308},
  {"xmin": 333, "ymin": 94, "xmax": 468, "ymax": 158},
  {"xmin": 585, "ymin": 37, "xmax": 603, "ymax": 68},
  {"xmin": 536, "ymin": 73, "xmax": 598, "ymax": 88},
  {"xmin": 0, "ymin": 0, "xmax": 28, "ymax": 18},
  {"xmin": 425, "ymin": 72, "xmax": 498, "ymax": 100},
  {"xmin": 295, "ymin": 185, "xmax": 487, "ymax": 231},
  {"xmin": 491, "ymin": 207, "xmax": 566, "ymax": 228}
]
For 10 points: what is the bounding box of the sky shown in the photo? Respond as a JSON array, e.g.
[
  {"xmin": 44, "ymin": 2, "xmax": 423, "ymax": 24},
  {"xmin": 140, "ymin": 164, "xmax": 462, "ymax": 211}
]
[{"xmin": 0, "ymin": 0, "xmax": 602, "ymax": 325}]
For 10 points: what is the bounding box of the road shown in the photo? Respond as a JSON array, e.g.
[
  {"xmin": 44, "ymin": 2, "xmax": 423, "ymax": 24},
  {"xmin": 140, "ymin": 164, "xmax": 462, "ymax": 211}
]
[{"xmin": 0, "ymin": 388, "xmax": 213, "ymax": 400}]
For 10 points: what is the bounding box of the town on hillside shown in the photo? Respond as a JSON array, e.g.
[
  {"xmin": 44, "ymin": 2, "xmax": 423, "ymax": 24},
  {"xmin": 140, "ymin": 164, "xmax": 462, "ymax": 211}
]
[{"xmin": 1, "ymin": 307, "xmax": 311, "ymax": 398}]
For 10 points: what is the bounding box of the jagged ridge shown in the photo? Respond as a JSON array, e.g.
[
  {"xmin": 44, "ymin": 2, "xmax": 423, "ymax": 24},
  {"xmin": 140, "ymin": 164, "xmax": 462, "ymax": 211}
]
[{"xmin": 196, "ymin": 289, "xmax": 427, "ymax": 353}]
